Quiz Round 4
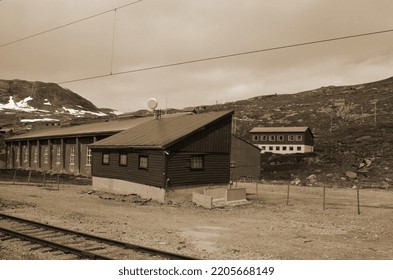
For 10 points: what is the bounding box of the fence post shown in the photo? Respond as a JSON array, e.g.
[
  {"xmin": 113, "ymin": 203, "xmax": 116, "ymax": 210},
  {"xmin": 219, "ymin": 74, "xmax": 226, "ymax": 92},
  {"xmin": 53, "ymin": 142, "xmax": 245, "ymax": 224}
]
[
  {"xmin": 357, "ymin": 188, "xmax": 361, "ymax": 215},
  {"xmin": 286, "ymin": 183, "xmax": 290, "ymax": 206},
  {"xmin": 28, "ymin": 171, "xmax": 32, "ymax": 184},
  {"xmin": 12, "ymin": 170, "xmax": 17, "ymax": 184}
]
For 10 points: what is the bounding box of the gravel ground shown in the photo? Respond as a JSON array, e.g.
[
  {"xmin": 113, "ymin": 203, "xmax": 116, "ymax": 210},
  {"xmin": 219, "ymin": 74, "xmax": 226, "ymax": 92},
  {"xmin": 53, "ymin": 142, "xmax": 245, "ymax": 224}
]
[{"xmin": 1, "ymin": 181, "xmax": 393, "ymax": 260}]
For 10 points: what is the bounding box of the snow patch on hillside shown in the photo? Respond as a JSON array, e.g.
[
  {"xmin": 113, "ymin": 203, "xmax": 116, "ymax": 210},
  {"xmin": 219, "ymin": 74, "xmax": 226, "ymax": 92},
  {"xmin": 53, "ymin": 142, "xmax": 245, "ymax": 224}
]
[
  {"xmin": 0, "ymin": 96, "xmax": 37, "ymax": 112},
  {"xmin": 62, "ymin": 107, "xmax": 107, "ymax": 116},
  {"xmin": 21, "ymin": 118, "xmax": 60, "ymax": 123}
]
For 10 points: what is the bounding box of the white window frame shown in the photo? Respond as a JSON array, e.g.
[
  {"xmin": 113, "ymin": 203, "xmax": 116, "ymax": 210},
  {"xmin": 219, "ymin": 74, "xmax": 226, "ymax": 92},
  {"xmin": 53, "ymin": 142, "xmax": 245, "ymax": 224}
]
[
  {"xmin": 70, "ymin": 146, "xmax": 75, "ymax": 165},
  {"xmin": 86, "ymin": 148, "xmax": 92, "ymax": 166}
]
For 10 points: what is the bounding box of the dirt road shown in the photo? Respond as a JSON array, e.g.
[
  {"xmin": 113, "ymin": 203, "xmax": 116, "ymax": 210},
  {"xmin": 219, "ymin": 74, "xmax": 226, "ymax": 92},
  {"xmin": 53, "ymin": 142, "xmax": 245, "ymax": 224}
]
[{"xmin": 1, "ymin": 182, "xmax": 392, "ymax": 259}]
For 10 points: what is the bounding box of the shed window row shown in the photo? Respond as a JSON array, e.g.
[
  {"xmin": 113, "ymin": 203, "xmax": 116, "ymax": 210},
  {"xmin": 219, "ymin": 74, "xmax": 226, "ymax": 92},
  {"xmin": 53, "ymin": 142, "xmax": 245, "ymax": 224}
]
[{"xmin": 101, "ymin": 153, "xmax": 149, "ymax": 170}]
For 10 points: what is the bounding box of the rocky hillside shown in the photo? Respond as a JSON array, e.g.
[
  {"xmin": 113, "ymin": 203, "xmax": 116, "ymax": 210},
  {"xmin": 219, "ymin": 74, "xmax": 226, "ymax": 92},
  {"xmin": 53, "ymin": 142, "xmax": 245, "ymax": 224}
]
[
  {"xmin": 0, "ymin": 79, "xmax": 113, "ymax": 127},
  {"xmin": 193, "ymin": 76, "xmax": 393, "ymax": 188}
]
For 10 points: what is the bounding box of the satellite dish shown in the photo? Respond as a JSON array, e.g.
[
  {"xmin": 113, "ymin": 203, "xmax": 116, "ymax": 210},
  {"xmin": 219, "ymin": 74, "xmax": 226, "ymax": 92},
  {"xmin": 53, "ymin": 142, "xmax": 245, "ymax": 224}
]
[{"xmin": 147, "ymin": 98, "xmax": 158, "ymax": 110}]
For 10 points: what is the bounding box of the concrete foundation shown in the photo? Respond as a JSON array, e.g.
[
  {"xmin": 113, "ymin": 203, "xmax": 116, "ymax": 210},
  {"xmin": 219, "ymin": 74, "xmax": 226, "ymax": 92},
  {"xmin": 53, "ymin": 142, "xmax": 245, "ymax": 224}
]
[
  {"xmin": 204, "ymin": 187, "xmax": 226, "ymax": 199},
  {"xmin": 92, "ymin": 176, "xmax": 166, "ymax": 203},
  {"xmin": 226, "ymin": 188, "xmax": 247, "ymax": 202},
  {"xmin": 193, "ymin": 187, "xmax": 247, "ymax": 208},
  {"xmin": 192, "ymin": 192, "xmax": 213, "ymax": 209}
]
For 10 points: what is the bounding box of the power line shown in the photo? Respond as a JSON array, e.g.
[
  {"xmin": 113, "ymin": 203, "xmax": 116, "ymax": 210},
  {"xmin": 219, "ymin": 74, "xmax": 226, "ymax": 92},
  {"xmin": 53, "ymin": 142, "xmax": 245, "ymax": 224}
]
[
  {"xmin": 0, "ymin": 0, "xmax": 143, "ymax": 48},
  {"xmin": 57, "ymin": 28, "xmax": 393, "ymax": 84}
]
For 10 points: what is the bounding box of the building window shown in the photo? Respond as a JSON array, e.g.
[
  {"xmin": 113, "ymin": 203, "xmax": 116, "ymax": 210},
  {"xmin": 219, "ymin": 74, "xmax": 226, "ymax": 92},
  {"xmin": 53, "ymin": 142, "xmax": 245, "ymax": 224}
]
[
  {"xmin": 33, "ymin": 147, "xmax": 38, "ymax": 163},
  {"xmin": 139, "ymin": 155, "xmax": 148, "ymax": 169},
  {"xmin": 16, "ymin": 148, "xmax": 20, "ymax": 163},
  {"xmin": 261, "ymin": 135, "xmax": 268, "ymax": 141},
  {"xmin": 70, "ymin": 146, "xmax": 75, "ymax": 165},
  {"xmin": 252, "ymin": 135, "xmax": 259, "ymax": 141},
  {"xmin": 102, "ymin": 153, "xmax": 110, "ymax": 165},
  {"xmin": 269, "ymin": 135, "xmax": 275, "ymax": 141},
  {"xmin": 276, "ymin": 146, "xmax": 280, "ymax": 151},
  {"xmin": 297, "ymin": 146, "xmax": 302, "ymax": 151},
  {"xmin": 86, "ymin": 148, "xmax": 92, "ymax": 166},
  {"xmin": 119, "ymin": 153, "xmax": 127, "ymax": 166},
  {"xmin": 23, "ymin": 146, "xmax": 28, "ymax": 162},
  {"xmin": 289, "ymin": 147, "xmax": 294, "ymax": 151},
  {"xmin": 56, "ymin": 146, "xmax": 61, "ymax": 164},
  {"xmin": 296, "ymin": 135, "xmax": 303, "ymax": 141},
  {"xmin": 278, "ymin": 135, "xmax": 284, "ymax": 141},
  {"xmin": 269, "ymin": 146, "xmax": 273, "ymax": 151},
  {"xmin": 190, "ymin": 155, "xmax": 204, "ymax": 170},
  {"xmin": 44, "ymin": 146, "xmax": 49, "ymax": 163},
  {"xmin": 283, "ymin": 146, "xmax": 287, "ymax": 151},
  {"xmin": 261, "ymin": 146, "xmax": 266, "ymax": 151},
  {"xmin": 288, "ymin": 135, "xmax": 295, "ymax": 141}
]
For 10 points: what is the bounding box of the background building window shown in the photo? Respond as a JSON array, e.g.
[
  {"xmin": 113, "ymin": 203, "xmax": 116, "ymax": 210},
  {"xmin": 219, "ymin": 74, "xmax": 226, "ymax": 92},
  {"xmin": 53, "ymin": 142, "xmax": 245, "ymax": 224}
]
[
  {"xmin": 119, "ymin": 154, "xmax": 127, "ymax": 166},
  {"xmin": 278, "ymin": 135, "xmax": 284, "ymax": 141},
  {"xmin": 70, "ymin": 146, "xmax": 75, "ymax": 165},
  {"xmin": 86, "ymin": 148, "xmax": 92, "ymax": 166},
  {"xmin": 296, "ymin": 135, "xmax": 303, "ymax": 141},
  {"xmin": 33, "ymin": 147, "xmax": 38, "ymax": 163},
  {"xmin": 190, "ymin": 155, "xmax": 204, "ymax": 170},
  {"xmin": 288, "ymin": 135, "xmax": 295, "ymax": 141},
  {"xmin": 269, "ymin": 135, "xmax": 275, "ymax": 141},
  {"xmin": 102, "ymin": 153, "xmax": 109, "ymax": 165},
  {"xmin": 139, "ymin": 155, "xmax": 148, "ymax": 169},
  {"xmin": 56, "ymin": 146, "xmax": 61, "ymax": 164},
  {"xmin": 297, "ymin": 146, "xmax": 302, "ymax": 151},
  {"xmin": 23, "ymin": 146, "xmax": 28, "ymax": 162},
  {"xmin": 252, "ymin": 135, "xmax": 259, "ymax": 141},
  {"xmin": 261, "ymin": 135, "xmax": 268, "ymax": 141},
  {"xmin": 44, "ymin": 146, "xmax": 49, "ymax": 163}
]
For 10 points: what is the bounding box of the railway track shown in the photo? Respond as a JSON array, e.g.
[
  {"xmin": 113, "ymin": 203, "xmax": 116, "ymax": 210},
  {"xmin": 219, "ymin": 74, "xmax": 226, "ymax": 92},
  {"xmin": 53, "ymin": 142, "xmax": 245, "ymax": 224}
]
[{"xmin": 0, "ymin": 213, "xmax": 197, "ymax": 260}]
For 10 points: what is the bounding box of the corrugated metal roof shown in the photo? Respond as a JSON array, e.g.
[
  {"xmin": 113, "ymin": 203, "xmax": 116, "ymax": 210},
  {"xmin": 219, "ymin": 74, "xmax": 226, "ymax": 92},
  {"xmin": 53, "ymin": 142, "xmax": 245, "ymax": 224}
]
[
  {"xmin": 91, "ymin": 110, "xmax": 234, "ymax": 149},
  {"xmin": 249, "ymin": 127, "xmax": 310, "ymax": 133},
  {"xmin": 7, "ymin": 112, "xmax": 192, "ymax": 140}
]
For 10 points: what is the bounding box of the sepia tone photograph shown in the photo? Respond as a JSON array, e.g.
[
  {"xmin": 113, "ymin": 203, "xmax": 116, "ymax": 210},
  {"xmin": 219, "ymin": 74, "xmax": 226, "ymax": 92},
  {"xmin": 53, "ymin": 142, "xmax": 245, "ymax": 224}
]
[{"xmin": 1, "ymin": 0, "xmax": 393, "ymax": 263}]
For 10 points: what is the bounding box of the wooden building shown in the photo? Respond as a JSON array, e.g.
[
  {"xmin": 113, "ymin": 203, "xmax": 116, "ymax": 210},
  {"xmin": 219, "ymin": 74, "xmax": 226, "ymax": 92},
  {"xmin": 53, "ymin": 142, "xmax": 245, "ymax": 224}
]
[
  {"xmin": 249, "ymin": 127, "xmax": 314, "ymax": 154},
  {"xmin": 90, "ymin": 111, "xmax": 234, "ymax": 197},
  {"xmin": 230, "ymin": 135, "xmax": 261, "ymax": 181},
  {"xmin": 4, "ymin": 117, "xmax": 154, "ymax": 175}
]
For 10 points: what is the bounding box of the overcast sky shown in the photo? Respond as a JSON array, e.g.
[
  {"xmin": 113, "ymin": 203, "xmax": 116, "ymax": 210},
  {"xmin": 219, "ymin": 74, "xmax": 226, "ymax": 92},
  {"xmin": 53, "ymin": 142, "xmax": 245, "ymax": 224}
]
[{"xmin": 1, "ymin": 0, "xmax": 393, "ymax": 112}]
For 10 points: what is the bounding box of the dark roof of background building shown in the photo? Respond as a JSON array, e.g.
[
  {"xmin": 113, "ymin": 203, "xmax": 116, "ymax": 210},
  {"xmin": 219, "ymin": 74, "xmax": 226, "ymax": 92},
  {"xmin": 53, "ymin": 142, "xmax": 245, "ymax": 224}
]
[
  {"xmin": 6, "ymin": 112, "xmax": 193, "ymax": 140},
  {"xmin": 249, "ymin": 127, "xmax": 312, "ymax": 133},
  {"xmin": 90, "ymin": 110, "xmax": 234, "ymax": 149}
]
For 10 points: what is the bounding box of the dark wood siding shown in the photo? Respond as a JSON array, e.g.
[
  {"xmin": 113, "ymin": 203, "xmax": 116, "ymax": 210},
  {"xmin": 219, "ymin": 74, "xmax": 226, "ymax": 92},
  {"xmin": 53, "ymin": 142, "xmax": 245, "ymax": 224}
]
[
  {"xmin": 166, "ymin": 153, "xmax": 230, "ymax": 187},
  {"xmin": 92, "ymin": 149, "xmax": 166, "ymax": 187},
  {"xmin": 230, "ymin": 136, "xmax": 261, "ymax": 181},
  {"xmin": 170, "ymin": 116, "xmax": 232, "ymax": 153}
]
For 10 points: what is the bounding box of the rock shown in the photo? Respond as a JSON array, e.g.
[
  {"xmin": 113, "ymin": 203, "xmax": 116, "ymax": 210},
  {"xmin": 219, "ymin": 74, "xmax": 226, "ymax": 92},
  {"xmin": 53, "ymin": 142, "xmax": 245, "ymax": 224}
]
[
  {"xmin": 291, "ymin": 178, "xmax": 301, "ymax": 186},
  {"xmin": 346, "ymin": 171, "xmax": 357, "ymax": 179}
]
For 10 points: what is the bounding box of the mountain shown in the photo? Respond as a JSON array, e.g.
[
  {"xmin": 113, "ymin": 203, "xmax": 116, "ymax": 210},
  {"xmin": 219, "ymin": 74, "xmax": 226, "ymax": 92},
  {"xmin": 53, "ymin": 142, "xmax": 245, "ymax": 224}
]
[
  {"xmin": 0, "ymin": 79, "xmax": 113, "ymax": 126},
  {"xmin": 190, "ymin": 76, "xmax": 393, "ymax": 187},
  {"xmin": 1, "ymin": 76, "xmax": 393, "ymax": 188}
]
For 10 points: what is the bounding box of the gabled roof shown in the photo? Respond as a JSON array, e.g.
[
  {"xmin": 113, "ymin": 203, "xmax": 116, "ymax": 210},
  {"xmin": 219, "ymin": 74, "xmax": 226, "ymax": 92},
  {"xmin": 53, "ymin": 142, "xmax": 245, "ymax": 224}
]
[
  {"xmin": 90, "ymin": 110, "xmax": 234, "ymax": 149},
  {"xmin": 6, "ymin": 112, "xmax": 192, "ymax": 141},
  {"xmin": 249, "ymin": 127, "xmax": 311, "ymax": 133}
]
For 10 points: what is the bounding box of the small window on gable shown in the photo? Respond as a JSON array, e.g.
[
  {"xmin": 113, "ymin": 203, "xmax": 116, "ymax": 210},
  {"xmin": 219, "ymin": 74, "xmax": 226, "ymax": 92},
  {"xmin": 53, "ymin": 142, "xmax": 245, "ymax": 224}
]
[
  {"xmin": 139, "ymin": 155, "xmax": 148, "ymax": 169},
  {"xmin": 190, "ymin": 155, "xmax": 204, "ymax": 170},
  {"xmin": 119, "ymin": 154, "xmax": 128, "ymax": 166},
  {"xmin": 102, "ymin": 153, "xmax": 110, "ymax": 165}
]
